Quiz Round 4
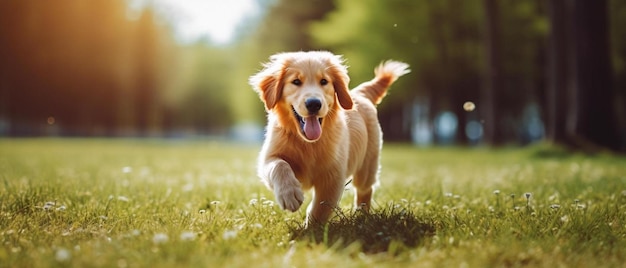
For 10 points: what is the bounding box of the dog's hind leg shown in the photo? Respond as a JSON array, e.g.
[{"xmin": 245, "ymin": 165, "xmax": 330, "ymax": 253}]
[{"xmin": 352, "ymin": 152, "xmax": 380, "ymax": 212}]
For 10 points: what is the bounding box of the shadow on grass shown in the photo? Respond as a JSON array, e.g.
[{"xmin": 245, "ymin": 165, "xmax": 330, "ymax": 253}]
[
  {"xmin": 528, "ymin": 144, "xmax": 573, "ymax": 159},
  {"xmin": 289, "ymin": 206, "xmax": 436, "ymax": 254},
  {"xmin": 527, "ymin": 141, "xmax": 626, "ymax": 158}
]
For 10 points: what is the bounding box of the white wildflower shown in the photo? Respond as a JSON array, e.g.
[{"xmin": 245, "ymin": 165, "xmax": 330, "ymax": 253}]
[
  {"xmin": 117, "ymin": 196, "xmax": 129, "ymax": 202},
  {"xmin": 122, "ymin": 166, "xmax": 132, "ymax": 173},
  {"xmin": 152, "ymin": 233, "xmax": 169, "ymax": 244},
  {"xmin": 222, "ymin": 230, "xmax": 238, "ymax": 240},
  {"xmin": 55, "ymin": 248, "xmax": 71, "ymax": 262},
  {"xmin": 43, "ymin": 201, "xmax": 56, "ymax": 211},
  {"xmin": 550, "ymin": 204, "xmax": 561, "ymax": 209},
  {"xmin": 179, "ymin": 231, "xmax": 196, "ymax": 241}
]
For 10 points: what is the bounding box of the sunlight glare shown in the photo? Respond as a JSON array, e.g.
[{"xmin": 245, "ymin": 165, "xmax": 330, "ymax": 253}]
[{"xmin": 130, "ymin": 0, "xmax": 258, "ymax": 44}]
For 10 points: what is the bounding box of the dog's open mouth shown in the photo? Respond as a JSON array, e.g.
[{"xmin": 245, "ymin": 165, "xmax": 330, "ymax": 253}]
[{"xmin": 293, "ymin": 107, "xmax": 323, "ymax": 141}]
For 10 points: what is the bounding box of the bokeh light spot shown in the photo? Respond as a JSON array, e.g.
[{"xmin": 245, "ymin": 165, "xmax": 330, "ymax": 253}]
[{"xmin": 463, "ymin": 101, "xmax": 476, "ymax": 112}]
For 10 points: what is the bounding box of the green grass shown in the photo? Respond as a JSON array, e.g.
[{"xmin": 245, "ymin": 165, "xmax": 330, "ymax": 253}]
[{"xmin": 1, "ymin": 139, "xmax": 625, "ymax": 267}]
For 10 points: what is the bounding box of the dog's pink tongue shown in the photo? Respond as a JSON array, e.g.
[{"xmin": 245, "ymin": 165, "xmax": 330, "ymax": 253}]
[{"xmin": 303, "ymin": 116, "xmax": 322, "ymax": 140}]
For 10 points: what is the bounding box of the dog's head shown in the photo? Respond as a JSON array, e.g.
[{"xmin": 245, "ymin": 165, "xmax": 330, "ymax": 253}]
[{"xmin": 249, "ymin": 51, "xmax": 353, "ymax": 142}]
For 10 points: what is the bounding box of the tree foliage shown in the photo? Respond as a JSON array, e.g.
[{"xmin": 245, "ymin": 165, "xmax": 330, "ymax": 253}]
[
  {"xmin": 0, "ymin": 0, "xmax": 239, "ymax": 136},
  {"xmin": 0, "ymin": 0, "xmax": 624, "ymax": 150},
  {"xmin": 310, "ymin": 0, "xmax": 623, "ymax": 150}
]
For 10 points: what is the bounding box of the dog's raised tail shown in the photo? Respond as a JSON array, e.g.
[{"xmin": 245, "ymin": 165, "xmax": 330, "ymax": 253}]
[{"xmin": 352, "ymin": 60, "xmax": 410, "ymax": 105}]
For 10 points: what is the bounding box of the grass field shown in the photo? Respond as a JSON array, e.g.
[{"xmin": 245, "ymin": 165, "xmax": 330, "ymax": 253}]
[{"xmin": 1, "ymin": 138, "xmax": 625, "ymax": 267}]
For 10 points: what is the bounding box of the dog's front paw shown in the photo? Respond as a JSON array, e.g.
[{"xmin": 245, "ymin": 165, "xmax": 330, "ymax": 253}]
[{"xmin": 274, "ymin": 181, "xmax": 304, "ymax": 212}]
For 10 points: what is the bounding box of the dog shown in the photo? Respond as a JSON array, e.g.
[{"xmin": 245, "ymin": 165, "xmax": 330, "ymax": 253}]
[{"xmin": 249, "ymin": 51, "xmax": 409, "ymax": 223}]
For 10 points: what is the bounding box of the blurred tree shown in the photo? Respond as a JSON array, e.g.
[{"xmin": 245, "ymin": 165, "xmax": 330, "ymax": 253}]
[
  {"xmin": 572, "ymin": 0, "xmax": 620, "ymax": 150},
  {"xmin": 0, "ymin": 0, "xmax": 210, "ymax": 136},
  {"xmin": 168, "ymin": 44, "xmax": 235, "ymax": 134},
  {"xmin": 0, "ymin": 0, "xmax": 134, "ymax": 135},
  {"xmin": 2, "ymin": 0, "xmax": 624, "ymax": 145},
  {"xmin": 313, "ymin": 0, "xmax": 552, "ymax": 144},
  {"xmin": 253, "ymin": 0, "xmax": 335, "ymax": 54},
  {"xmin": 313, "ymin": 0, "xmax": 485, "ymax": 142},
  {"xmin": 545, "ymin": 0, "xmax": 571, "ymax": 146},
  {"xmin": 546, "ymin": 0, "xmax": 622, "ymax": 151},
  {"xmin": 610, "ymin": 0, "xmax": 626, "ymax": 150},
  {"xmin": 482, "ymin": 0, "xmax": 504, "ymax": 145},
  {"xmin": 133, "ymin": 9, "xmax": 165, "ymax": 136}
]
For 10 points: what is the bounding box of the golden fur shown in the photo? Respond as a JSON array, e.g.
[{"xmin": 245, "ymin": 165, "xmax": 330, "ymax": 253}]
[{"xmin": 249, "ymin": 51, "xmax": 410, "ymax": 223}]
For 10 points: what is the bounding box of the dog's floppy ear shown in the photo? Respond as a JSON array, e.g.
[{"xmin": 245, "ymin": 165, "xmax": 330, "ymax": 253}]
[
  {"xmin": 249, "ymin": 55, "xmax": 287, "ymax": 111},
  {"xmin": 328, "ymin": 55, "xmax": 353, "ymax": 110}
]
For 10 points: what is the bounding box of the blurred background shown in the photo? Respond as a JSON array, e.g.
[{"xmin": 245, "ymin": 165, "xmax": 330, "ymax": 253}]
[{"xmin": 0, "ymin": 0, "xmax": 624, "ymax": 151}]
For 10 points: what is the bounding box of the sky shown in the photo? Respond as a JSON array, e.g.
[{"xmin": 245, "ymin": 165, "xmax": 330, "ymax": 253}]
[{"xmin": 129, "ymin": 0, "xmax": 259, "ymax": 44}]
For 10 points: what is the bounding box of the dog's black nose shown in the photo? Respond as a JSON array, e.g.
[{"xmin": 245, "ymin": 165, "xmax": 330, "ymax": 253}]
[{"xmin": 305, "ymin": 98, "xmax": 322, "ymax": 114}]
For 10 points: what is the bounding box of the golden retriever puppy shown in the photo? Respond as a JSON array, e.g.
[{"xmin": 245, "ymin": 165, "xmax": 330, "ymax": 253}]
[{"xmin": 249, "ymin": 51, "xmax": 409, "ymax": 223}]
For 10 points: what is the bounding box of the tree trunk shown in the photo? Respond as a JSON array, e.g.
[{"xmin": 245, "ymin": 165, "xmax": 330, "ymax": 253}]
[
  {"xmin": 482, "ymin": 0, "xmax": 504, "ymax": 145},
  {"xmin": 546, "ymin": 0, "xmax": 570, "ymax": 144},
  {"xmin": 546, "ymin": 0, "xmax": 620, "ymax": 151},
  {"xmin": 571, "ymin": 0, "xmax": 620, "ymax": 150}
]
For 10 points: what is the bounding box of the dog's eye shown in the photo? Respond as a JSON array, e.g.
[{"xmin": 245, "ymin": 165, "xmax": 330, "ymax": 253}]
[
  {"xmin": 292, "ymin": 79, "xmax": 302, "ymax": 86},
  {"xmin": 320, "ymin": 79, "xmax": 328, "ymax": 86}
]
